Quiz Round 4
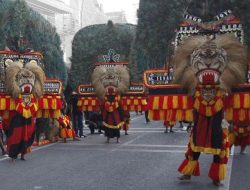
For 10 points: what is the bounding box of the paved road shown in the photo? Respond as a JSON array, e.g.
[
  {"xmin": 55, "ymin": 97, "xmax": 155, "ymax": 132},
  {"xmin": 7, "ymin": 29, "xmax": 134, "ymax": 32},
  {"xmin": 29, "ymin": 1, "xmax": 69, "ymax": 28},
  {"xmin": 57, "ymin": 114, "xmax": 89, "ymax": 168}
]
[{"xmin": 0, "ymin": 113, "xmax": 249, "ymax": 190}]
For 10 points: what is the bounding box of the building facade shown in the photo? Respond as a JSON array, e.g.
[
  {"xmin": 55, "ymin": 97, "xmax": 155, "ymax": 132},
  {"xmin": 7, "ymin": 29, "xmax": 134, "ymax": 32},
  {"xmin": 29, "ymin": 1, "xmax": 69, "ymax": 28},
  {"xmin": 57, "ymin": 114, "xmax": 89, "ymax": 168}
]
[{"xmin": 25, "ymin": 0, "xmax": 110, "ymax": 66}]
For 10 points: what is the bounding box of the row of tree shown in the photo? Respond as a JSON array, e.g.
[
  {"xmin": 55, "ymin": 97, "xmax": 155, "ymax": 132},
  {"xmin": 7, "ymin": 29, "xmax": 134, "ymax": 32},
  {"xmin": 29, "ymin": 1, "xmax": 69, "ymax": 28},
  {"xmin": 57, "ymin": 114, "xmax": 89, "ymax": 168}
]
[
  {"xmin": 130, "ymin": 0, "xmax": 250, "ymax": 80},
  {"xmin": 0, "ymin": 0, "xmax": 67, "ymax": 85},
  {"xmin": 69, "ymin": 21, "xmax": 136, "ymax": 89}
]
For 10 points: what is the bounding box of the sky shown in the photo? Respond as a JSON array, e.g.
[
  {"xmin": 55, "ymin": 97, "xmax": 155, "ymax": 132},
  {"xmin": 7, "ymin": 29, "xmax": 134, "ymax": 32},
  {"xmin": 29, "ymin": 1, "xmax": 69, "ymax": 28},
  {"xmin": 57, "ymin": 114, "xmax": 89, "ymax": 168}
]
[{"xmin": 97, "ymin": 0, "xmax": 140, "ymax": 24}]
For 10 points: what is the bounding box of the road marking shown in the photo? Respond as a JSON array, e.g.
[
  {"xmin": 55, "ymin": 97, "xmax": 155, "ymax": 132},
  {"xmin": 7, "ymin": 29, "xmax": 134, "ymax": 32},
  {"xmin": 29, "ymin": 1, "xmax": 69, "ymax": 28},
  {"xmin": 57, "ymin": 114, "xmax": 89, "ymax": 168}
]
[
  {"xmin": 110, "ymin": 133, "xmax": 147, "ymax": 152},
  {"xmin": 115, "ymin": 148, "xmax": 185, "ymax": 153},
  {"xmin": 0, "ymin": 143, "xmax": 57, "ymax": 162},
  {"xmin": 33, "ymin": 186, "xmax": 43, "ymax": 190},
  {"xmin": 131, "ymin": 115, "xmax": 143, "ymax": 121},
  {"xmin": 125, "ymin": 144, "xmax": 186, "ymax": 148},
  {"xmin": 122, "ymin": 133, "xmax": 147, "ymax": 146},
  {"xmin": 58, "ymin": 143, "xmax": 186, "ymax": 148},
  {"xmin": 128, "ymin": 130, "xmax": 187, "ymax": 133},
  {"xmin": 129, "ymin": 128, "xmax": 173, "ymax": 129}
]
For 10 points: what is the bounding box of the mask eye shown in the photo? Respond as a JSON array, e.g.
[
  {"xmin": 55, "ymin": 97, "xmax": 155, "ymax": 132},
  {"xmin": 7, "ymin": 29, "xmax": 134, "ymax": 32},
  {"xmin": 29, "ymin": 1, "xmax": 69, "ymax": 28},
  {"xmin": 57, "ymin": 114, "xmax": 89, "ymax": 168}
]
[
  {"xmin": 29, "ymin": 60, "xmax": 38, "ymax": 66},
  {"xmin": 5, "ymin": 59, "xmax": 13, "ymax": 67}
]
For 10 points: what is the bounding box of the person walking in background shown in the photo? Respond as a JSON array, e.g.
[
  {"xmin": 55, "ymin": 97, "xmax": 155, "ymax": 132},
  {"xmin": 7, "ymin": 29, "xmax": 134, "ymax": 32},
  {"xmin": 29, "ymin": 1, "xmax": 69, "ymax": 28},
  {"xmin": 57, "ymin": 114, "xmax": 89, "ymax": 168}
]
[
  {"xmin": 144, "ymin": 92, "xmax": 150, "ymax": 124},
  {"xmin": 122, "ymin": 111, "xmax": 130, "ymax": 135},
  {"xmin": 0, "ymin": 117, "xmax": 7, "ymax": 155},
  {"xmin": 163, "ymin": 120, "xmax": 175, "ymax": 133},
  {"xmin": 144, "ymin": 110, "xmax": 150, "ymax": 124},
  {"xmin": 68, "ymin": 91, "xmax": 85, "ymax": 137}
]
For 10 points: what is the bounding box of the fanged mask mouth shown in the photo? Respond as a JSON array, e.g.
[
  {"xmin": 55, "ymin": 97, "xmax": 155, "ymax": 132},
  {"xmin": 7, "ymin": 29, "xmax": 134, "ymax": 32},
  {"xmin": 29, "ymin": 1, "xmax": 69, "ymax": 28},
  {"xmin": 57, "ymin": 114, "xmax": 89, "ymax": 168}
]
[
  {"xmin": 197, "ymin": 69, "xmax": 220, "ymax": 85},
  {"xmin": 106, "ymin": 86, "xmax": 116, "ymax": 95},
  {"xmin": 21, "ymin": 84, "xmax": 33, "ymax": 94}
]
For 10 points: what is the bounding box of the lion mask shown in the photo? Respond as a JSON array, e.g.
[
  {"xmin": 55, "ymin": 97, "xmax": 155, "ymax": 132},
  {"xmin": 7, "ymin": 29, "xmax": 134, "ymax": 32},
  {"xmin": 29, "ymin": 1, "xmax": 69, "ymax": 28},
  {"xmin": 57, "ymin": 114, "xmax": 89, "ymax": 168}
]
[
  {"xmin": 91, "ymin": 65, "xmax": 130, "ymax": 100},
  {"xmin": 5, "ymin": 61, "xmax": 45, "ymax": 99},
  {"xmin": 173, "ymin": 34, "xmax": 248, "ymax": 95}
]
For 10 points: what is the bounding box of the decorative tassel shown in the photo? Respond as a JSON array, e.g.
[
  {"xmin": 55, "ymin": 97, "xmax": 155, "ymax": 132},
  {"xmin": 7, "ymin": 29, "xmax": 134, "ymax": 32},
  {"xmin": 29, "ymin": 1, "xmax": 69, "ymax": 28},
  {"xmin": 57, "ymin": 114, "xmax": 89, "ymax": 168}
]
[
  {"xmin": 178, "ymin": 159, "xmax": 200, "ymax": 176},
  {"xmin": 208, "ymin": 163, "xmax": 227, "ymax": 181}
]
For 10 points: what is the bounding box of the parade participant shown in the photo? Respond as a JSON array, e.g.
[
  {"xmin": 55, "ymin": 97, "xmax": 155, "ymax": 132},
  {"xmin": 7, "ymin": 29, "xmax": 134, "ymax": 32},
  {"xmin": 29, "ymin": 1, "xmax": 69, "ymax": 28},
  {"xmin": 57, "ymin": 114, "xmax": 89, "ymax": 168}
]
[
  {"xmin": 0, "ymin": 117, "xmax": 7, "ymax": 155},
  {"xmin": 175, "ymin": 33, "xmax": 247, "ymax": 185},
  {"xmin": 101, "ymin": 87, "xmax": 124, "ymax": 143},
  {"xmin": 144, "ymin": 110, "xmax": 150, "ymax": 124},
  {"xmin": 57, "ymin": 114, "xmax": 76, "ymax": 143},
  {"xmin": 91, "ymin": 59, "xmax": 130, "ymax": 143},
  {"xmin": 229, "ymin": 122, "xmax": 250, "ymax": 154},
  {"xmin": 68, "ymin": 91, "xmax": 84, "ymax": 137},
  {"xmin": 163, "ymin": 120, "xmax": 175, "ymax": 133},
  {"xmin": 5, "ymin": 61, "xmax": 45, "ymax": 161},
  {"xmin": 122, "ymin": 111, "xmax": 130, "ymax": 135}
]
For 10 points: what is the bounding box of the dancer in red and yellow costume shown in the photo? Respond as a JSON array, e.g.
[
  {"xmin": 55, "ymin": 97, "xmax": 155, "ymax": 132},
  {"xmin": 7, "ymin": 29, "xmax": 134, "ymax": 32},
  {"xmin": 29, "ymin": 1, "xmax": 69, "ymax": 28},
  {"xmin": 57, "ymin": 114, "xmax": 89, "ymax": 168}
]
[
  {"xmin": 57, "ymin": 115, "xmax": 76, "ymax": 143},
  {"xmin": 91, "ymin": 54, "xmax": 129, "ymax": 143},
  {"xmin": 0, "ymin": 50, "xmax": 62, "ymax": 161},
  {"xmin": 4, "ymin": 61, "xmax": 45, "ymax": 161},
  {"xmin": 144, "ymin": 11, "xmax": 250, "ymax": 186},
  {"xmin": 122, "ymin": 111, "xmax": 130, "ymax": 135},
  {"xmin": 229, "ymin": 122, "xmax": 250, "ymax": 154},
  {"xmin": 163, "ymin": 120, "xmax": 175, "ymax": 133},
  {"xmin": 175, "ymin": 34, "xmax": 245, "ymax": 185}
]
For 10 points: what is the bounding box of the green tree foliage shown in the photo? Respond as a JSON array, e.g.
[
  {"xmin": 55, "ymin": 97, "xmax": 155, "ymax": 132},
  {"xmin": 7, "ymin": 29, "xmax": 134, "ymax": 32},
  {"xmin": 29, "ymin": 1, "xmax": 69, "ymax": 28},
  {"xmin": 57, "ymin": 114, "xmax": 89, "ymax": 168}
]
[
  {"xmin": 69, "ymin": 21, "xmax": 136, "ymax": 90},
  {"xmin": 0, "ymin": 0, "xmax": 67, "ymax": 85},
  {"xmin": 187, "ymin": 0, "xmax": 250, "ymax": 46},
  {"xmin": 130, "ymin": 0, "xmax": 185, "ymax": 80},
  {"xmin": 132, "ymin": 0, "xmax": 250, "ymax": 80}
]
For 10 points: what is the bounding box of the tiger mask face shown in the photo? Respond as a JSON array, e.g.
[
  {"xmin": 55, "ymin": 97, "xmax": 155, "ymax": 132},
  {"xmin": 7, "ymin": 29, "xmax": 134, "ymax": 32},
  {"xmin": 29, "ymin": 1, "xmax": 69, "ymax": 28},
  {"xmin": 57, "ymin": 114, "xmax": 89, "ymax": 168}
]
[
  {"xmin": 173, "ymin": 34, "xmax": 247, "ymax": 94},
  {"xmin": 5, "ymin": 61, "xmax": 45, "ymax": 99},
  {"xmin": 91, "ymin": 65, "xmax": 130, "ymax": 101}
]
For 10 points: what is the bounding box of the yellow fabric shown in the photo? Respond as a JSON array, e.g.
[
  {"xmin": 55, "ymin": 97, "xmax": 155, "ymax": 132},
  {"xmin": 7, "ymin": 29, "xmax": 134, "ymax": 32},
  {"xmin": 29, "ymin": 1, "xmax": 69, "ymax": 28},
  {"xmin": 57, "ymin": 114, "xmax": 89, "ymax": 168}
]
[
  {"xmin": 183, "ymin": 96, "xmax": 188, "ymax": 109},
  {"xmin": 181, "ymin": 160, "xmax": 198, "ymax": 175},
  {"xmin": 42, "ymin": 99, "xmax": 49, "ymax": 109},
  {"xmin": 219, "ymin": 164, "xmax": 227, "ymax": 180},
  {"xmin": 103, "ymin": 121, "xmax": 124, "ymax": 129},
  {"xmin": 190, "ymin": 137, "xmax": 222, "ymax": 155},
  {"xmin": 153, "ymin": 97, "xmax": 159, "ymax": 110},
  {"xmin": 173, "ymin": 96, "xmax": 178, "ymax": 109},
  {"xmin": 0, "ymin": 98, "xmax": 5, "ymax": 109},
  {"xmin": 60, "ymin": 129, "xmax": 66, "ymax": 138},
  {"xmin": 243, "ymin": 94, "xmax": 250, "ymax": 108},
  {"xmin": 134, "ymin": 99, "xmax": 139, "ymax": 105},
  {"xmin": 228, "ymin": 133, "xmax": 235, "ymax": 145},
  {"xmin": 162, "ymin": 96, "xmax": 168, "ymax": 109},
  {"xmin": 233, "ymin": 94, "xmax": 240, "ymax": 108},
  {"xmin": 225, "ymin": 108, "xmax": 233, "ymax": 121}
]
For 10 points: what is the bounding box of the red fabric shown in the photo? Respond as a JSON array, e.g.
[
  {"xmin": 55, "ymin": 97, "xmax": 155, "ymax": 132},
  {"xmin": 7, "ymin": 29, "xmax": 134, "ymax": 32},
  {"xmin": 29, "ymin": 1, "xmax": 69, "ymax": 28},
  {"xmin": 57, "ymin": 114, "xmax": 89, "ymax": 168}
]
[
  {"xmin": 7, "ymin": 119, "xmax": 35, "ymax": 147},
  {"xmin": 178, "ymin": 159, "xmax": 200, "ymax": 176},
  {"xmin": 102, "ymin": 108, "xmax": 123, "ymax": 126},
  {"xmin": 195, "ymin": 115, "xmax": 212, "ymax": 148},
  {"xmin": 234, "ymin": 135, "xmax": 250, "ymax": 146},
  {"xmin": 178, "ymin": 159, "xmax": 189, "ymax": 173},
  {"xmin": 208, "ymin": 163, "xmax": 219, "ymax": 181}
]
